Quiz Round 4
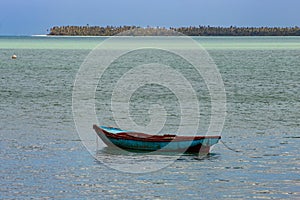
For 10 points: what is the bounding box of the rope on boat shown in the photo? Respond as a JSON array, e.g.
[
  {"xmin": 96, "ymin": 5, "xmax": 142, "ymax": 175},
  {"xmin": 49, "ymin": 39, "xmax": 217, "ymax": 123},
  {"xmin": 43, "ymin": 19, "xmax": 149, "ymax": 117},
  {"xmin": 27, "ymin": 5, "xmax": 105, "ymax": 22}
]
[
  {"xmin": 96, "ymin": 135, "xmax": 99, "ymax": 152},
  {"xmin": 220, "ymin": 140, "xmax": 242, "ymax": 153}
]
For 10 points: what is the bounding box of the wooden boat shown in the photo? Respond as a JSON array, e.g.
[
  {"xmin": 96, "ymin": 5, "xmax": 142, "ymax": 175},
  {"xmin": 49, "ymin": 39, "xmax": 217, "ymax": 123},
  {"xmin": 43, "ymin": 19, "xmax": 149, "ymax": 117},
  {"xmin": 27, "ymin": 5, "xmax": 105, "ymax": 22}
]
[{"xmin": 93, "ymin": 125, "xmax": 221, "ymax": 153}]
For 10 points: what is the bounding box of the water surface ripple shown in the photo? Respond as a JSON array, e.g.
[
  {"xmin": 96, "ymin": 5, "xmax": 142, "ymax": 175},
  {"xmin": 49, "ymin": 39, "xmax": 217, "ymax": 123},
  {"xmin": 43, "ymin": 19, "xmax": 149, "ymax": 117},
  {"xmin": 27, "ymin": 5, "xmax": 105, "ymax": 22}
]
[{"xmin": 0, "ymin": 36, "xmax": 299, "ymax": 199}]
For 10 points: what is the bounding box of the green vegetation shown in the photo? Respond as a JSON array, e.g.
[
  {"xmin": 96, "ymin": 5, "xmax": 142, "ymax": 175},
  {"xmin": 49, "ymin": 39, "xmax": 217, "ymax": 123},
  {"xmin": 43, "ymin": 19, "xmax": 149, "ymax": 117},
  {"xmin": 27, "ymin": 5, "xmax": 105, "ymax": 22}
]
[{"xmin": 49, "ymin": 25, "xmax": 300, "ymax": 36}]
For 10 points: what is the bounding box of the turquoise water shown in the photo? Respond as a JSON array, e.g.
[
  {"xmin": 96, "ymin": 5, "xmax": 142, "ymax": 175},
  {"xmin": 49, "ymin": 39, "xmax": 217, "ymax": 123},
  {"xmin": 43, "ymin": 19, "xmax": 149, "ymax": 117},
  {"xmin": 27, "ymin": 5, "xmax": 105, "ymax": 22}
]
[
  {"xmin": 0, "ymin": 36, "xmax": 299, "ymax": 199},
  {"xmin": 1, "ymin": 36, "xmax": 300, "ymax": 49}
]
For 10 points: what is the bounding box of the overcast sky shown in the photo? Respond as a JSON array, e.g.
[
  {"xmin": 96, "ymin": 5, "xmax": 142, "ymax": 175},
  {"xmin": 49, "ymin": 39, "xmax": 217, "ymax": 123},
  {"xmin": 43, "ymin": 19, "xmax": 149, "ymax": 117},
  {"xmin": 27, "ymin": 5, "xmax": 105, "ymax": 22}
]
[{"xmin": 1, "ymin": 0, "xmax": 299, "ymax": 35}]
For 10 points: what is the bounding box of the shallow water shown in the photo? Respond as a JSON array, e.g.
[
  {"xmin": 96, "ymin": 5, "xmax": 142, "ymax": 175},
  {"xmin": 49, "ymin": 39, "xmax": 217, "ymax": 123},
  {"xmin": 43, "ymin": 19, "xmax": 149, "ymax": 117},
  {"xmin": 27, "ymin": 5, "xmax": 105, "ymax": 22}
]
[{"xmin": 0, "ymin": 36, "xmax": 299, "ymax": 199}]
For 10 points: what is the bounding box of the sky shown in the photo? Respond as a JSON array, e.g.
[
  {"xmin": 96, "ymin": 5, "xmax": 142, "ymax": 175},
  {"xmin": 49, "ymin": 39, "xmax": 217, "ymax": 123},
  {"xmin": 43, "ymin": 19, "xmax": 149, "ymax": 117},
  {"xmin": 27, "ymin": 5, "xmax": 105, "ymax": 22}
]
[{"xmin": 0, "ymin": 0, "xmax": 300, "ymax": 35}]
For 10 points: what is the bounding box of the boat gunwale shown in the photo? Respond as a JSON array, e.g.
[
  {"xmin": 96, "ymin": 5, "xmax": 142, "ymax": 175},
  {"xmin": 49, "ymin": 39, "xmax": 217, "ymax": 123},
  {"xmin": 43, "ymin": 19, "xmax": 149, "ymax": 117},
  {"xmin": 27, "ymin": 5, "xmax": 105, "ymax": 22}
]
[{"xmin": 93, "ymin": 125, "xmax": 221, "ymax": 142}]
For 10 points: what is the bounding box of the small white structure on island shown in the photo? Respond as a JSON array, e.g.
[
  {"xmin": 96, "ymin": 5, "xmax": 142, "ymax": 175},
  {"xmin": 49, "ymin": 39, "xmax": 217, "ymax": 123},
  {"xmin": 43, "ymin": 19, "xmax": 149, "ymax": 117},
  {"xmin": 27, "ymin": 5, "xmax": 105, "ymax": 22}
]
[{"xmin": 12, "ymin": 55, "xmax": 17, "ymax": 59}]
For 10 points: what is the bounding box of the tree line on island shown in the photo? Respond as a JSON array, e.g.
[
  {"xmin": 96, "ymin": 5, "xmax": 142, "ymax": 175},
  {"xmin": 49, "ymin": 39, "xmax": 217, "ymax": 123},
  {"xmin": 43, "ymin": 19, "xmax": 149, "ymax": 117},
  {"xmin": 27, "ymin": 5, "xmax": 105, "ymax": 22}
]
[{"xmin": 49, "ymin": 25, "xmax": 300, "ymax": 36}]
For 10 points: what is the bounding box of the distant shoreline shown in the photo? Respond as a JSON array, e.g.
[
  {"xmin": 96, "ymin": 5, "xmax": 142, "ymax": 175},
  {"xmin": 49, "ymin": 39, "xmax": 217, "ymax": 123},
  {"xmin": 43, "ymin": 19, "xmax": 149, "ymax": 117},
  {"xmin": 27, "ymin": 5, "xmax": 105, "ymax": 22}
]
[
  {"xmin": 48, "ymin": 25, "xmax": 300, "ymax": 36},
  {"xmin": 32, "ymin": 35, "xmax": 112, "ymax": 37}
]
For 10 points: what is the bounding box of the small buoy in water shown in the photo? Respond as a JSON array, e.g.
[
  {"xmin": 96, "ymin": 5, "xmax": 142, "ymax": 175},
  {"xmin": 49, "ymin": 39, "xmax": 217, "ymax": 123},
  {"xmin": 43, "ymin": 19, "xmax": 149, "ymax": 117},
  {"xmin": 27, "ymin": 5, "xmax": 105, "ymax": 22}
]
[{"xmin": 12, "ymin": 55, "xmax": 17, "ymax": 59}]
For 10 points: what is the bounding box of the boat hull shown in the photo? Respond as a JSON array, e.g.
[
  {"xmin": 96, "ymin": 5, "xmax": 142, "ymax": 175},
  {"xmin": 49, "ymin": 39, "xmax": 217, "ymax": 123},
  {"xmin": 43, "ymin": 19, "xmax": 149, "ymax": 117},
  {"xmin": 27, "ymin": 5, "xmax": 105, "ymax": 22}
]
[{"xmin": 93, "ymin": 125, "xmax": 221, "ymax": 153}]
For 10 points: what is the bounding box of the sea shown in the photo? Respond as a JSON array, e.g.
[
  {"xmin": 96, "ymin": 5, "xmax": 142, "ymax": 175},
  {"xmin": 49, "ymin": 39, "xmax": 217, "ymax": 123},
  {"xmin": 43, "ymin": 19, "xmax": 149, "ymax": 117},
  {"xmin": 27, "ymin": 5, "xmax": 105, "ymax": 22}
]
[{"xmin": 0, "ymin": 36, "xmax": 299, "ymax": 199}]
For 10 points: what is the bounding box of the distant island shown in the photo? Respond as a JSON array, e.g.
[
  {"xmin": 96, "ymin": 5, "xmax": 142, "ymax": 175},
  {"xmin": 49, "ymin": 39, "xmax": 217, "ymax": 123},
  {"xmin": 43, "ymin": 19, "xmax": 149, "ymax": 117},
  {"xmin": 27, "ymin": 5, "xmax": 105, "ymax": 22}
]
[{"xmin": 48, "ymin": 25, "xmax": 300, "ymax": 36}]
